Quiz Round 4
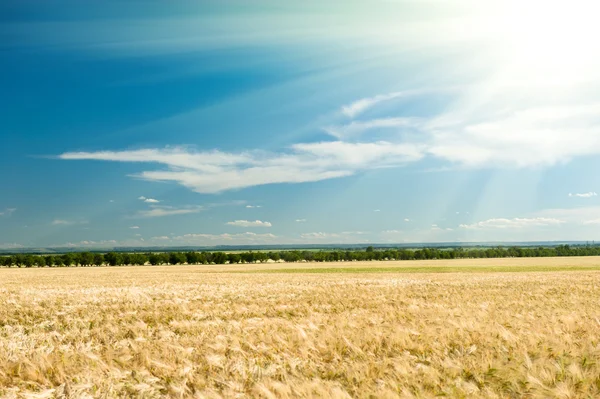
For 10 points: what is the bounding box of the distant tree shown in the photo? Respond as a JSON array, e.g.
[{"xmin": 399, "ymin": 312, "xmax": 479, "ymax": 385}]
[
  {"xmin": 104, "ymin": 252, "xmax": 122, "ymax": 266},
  {"xmin": 44, "ymin": 255, "xmax": 54, "ymax": 267},
  {"xmin": 227, "ymin": 253, "xmax": 241, "ymax": 264},
  {"xmin": 169, "ymin": 252, "xmax": 186, "ymax": 265},
  {"xmin": 366, "ymin": 246, "xmax": 374, "ymax": 253},
  {"xmin": 62, "ymin": 253, "xmax": 74, "ymax": 267},
  {"xmin": 148, "ymin": 253, "xmax": 161, "ymax": 265},
  {"xmin": 212, "ymin": 252, "xmax": 227, "ymax": 264},
  {"xmin": 78, "ymin": 252, "xmax": 94, "ymax": 266},
  {"xmin": 121, "ymin": 253, "xmax": 132, "ymax": 265},
  {"xmin": 159, "ymin": 253, "xmax": 170, "ymax": 265},
  {"xmin": 130, "ymin": 253, "xmax": 147, "ymax": 265},
  {"xmin": 34, "ymin": 256, "xmax": 46, "ymax": 267},
  {"xmin": 93, "ymin": 253, "xmax": 104, "ymax": 266},
  {"xmin": 240, "ymin": 252, "xmax": 255, "ymax": 263},
  {"xmin": 23, "ymin": 255, "xmax": 34, "ymax": 268},
  {"xmin": 267, "ymin": 252, "xmax": 280, "ymax": 261},
  {"xmin": 185, "ymin": 252, "xmax": 200, "ymax": 264},
  {"xmin": 13, "ymin": 254, "xmax": 24, "ymax": 268}
]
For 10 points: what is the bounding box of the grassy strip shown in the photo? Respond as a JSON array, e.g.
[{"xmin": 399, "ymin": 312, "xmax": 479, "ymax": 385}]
[{"xmin": 229, "ymin": 265, "xmax": 600, "ymax": 274}]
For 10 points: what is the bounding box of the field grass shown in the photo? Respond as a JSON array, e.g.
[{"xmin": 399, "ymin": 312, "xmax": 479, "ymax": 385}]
[{"xmin": 2, "ymin": 257, "xmax": 600, "ymax": 398}]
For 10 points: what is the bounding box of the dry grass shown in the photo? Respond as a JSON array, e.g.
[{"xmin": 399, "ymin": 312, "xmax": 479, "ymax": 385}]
[{"xmin": 2, "ymin": 258, "xmax": 600, "ymax": 398}]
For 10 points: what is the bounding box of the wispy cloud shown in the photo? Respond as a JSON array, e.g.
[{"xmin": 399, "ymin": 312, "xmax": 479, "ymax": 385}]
[
  {"xmin": 0, "ymin": 208, "xmax": 16, "ymax": 217},
  {"xmin": 569, "ymin": 192, "xmax": 598, "ymax": 198},
  {"xmin": 246, "ymin": 205, "xmax": 262, "ymax": 208},
  {"xmin": 52, "ymin": 219, "xmax": 87, "ymax": 226},
  {"xmin": 460, "ymin": 217, "xmax": 564, "ymax": 230},
  {"xmin": 295, "ymin": 219, "xmax": 306, "ymax": 222},
  {"xmin": 129, "ymin": 226, "xmax": 140, "ymax": 229},
  {"xmin": 324, "ymin": 117, "xmax": 422, "ymax": 139},
  {"xmin": 59, "ymin": 142, "xmax": 423, "ymax": 194},
  {"xmin": 226, "ymin": 220, "xmax": 272, "ymax": 228},
  {"xmin": 138, "ymin": 196, "xmax": 160, "ymax": 203},
  {"xmin": 340, "ymin": 87, "xmax": 459, "ymax": 118},
  {"xmin": 135, "ymin": 205, "xmax": 204, "ymax": 218},
  {"xmin": 404, "ymin": 218, "xmax": 411, "ymax": 222},
  {"xmin": 341, "ymin": 91, "xmax": 415, "ymax": 118},
  {"xmin": 173, "ymin": 232, "xmax": 277, "ymax": 244}
]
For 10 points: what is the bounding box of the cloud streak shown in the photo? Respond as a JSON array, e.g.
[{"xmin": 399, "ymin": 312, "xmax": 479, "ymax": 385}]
[
  {"xmin": 226, "ymin": 220, "xmax": 272, "ymax": 228},
  {"xmin": 135, "ymin": 205, "xmax": 204, "ymax": 218},
  {"xmin": 460, "ymin": 217, "xmax": 564, "ymax": 230},
  {"xmin": 59, "ymin": 142, "xmax": 423, "ymax": 194},
  {"xmin": 569, "ymin": 192, "xmax": 598, "ymax": 198}
]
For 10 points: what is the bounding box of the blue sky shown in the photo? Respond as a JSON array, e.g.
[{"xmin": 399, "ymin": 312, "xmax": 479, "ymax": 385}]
[{"xmin": 2, "ymin": 0, "xmax": 600, "ymax": 248}]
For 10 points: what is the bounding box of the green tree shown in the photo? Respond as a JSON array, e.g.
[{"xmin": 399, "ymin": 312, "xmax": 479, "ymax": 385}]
[
  {"xmin": 93, "ymin": 253, "xmax": 104, "ymax": 266},
  {"xmin": 78, "ymin": 252, "xmax": 94, "ymax": 266},
  {"xmin": 148, "ymin": 253, "xmax": 161, "ymax": 265},
  {"xmin": 23, "ymin": 255, "xmax": 34, "ymax": 268},
  {"xmin": 34, "ymin": 256, "xmax": 46, "ymax": 267},
  {"xmin": 104, "ymin": 252, "xmax": 122, "ymax": 266},
  {"xmin": 62, "ymin": 253, "xmax": 74, "ymax": 267},
  {"xmin": 169, "ymin": 252, "xmax": 186, "ymax": 265}
]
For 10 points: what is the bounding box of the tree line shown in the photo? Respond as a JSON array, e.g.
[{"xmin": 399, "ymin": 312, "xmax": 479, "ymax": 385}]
[{"xmin": 1, "ymin": 245, "xmax": 600, "ymax": 267}]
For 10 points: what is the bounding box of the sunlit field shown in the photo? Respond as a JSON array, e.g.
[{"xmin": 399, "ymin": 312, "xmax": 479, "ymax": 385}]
[{"xmin": 2, "ymin": 258, "xmax": 600, "ymax": 398}]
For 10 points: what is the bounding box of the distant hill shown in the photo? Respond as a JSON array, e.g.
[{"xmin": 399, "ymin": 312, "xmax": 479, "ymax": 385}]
[{"xmin": 1, "ymin": 241, "xmax": 597, "ymax": 255}]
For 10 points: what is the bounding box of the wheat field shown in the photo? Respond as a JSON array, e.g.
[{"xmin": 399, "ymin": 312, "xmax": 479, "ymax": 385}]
[{"xmin": 2, "ymin": 258, "xmax": 600, "ymax": 398}]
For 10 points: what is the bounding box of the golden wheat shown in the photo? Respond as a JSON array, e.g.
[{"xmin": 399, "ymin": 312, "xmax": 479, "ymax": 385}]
[{"xmin": 1, "ymin": 260, "xmax": 600, "ymax": 398}]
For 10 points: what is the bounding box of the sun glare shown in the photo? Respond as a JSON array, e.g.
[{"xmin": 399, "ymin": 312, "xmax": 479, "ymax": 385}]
[{"xmin": 491, "ymin": 0, "xmax": 600, "ymax": 85}]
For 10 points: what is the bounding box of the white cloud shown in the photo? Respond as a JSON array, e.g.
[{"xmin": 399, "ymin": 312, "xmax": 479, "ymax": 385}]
[
  {"xmin": 537, "ymin": 206, "xmax": 600, "ymax": 225},
  {"xmin": 404, "ymin": 218, "xmax": 410, "ymax": 222},
  {"xmin": 0, "ymin": 208, "xmax": 16, "ymax": 217},
  {"xmin": 427, "ymin": 103, "xmax": 600, "ymax": 168},
  {"xmin": 295, "ymin": 219, "xmax": 306, "ymax": 222},
  {"xmin": 373, "ymin": 209, "xmax": 381, "ymax": 212},
  {"xmin": 300, "ymin": 232, "xmax": 339, "ymax": 239},
  {"xmin": 298, "ymin": 231, "xmax": 371, "ymax": 243},
  {"xmin": 59, "ymin": 142, "xmax": 424, "ymax": 194},
  {"xmin": 109, "ymin": 199, "xmax": 115, "ymax": 203},
  {"xmin": 226, "ymin": 220, "xmax": 272, "ymax": 228},
  {"xmin": 138, "ymin": 196, "xmax": 160, "ymax": 203},
  {"xmin": 569, "ymin": 192, "xmax": 598, "ymax": 198},
  {"xmin": 130, "ymin": 226, "xmax": 140, "ymax": 229},
  {"xmin": 583, "ymin": 219, "xmax": 600, "ymax": 225},
  {"xmin": 52, "ymin": 219, "xmax": 87, "ymax": 226},
  {"xmin": 173, "ymin": 232, "xmax": 277, "ymax": 244},
  {"xmin": 246, "ymin": 205, "xmax": 262, "ymax": 208},
  {"xmin": 152, "ymin": 236, "xmax": 171, "ymax": 241},
  {"xmin": 135, "ymin": 205, "xmax": 204, "ymax": 218},
  {"xmin": 324, "ymin": 117, "xmax": 423, "ymax": 139},
  {"xmin": 340, "ymin": 87, "xmax": 460, "ymax": 118},
  {"xmin": 460, "ymin": 217, "xmax": 564, "ymax": 230}
]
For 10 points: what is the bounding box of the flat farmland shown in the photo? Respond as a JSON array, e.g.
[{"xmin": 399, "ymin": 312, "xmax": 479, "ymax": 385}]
[{"xmin": 2, "ymin": 257, "xmax": 600, "ymax": 398}]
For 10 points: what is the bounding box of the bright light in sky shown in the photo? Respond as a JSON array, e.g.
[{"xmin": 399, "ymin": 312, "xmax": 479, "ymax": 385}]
[{"xmin": 487, "ymin": 0, "xmax": 600, "ymax": 85}]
